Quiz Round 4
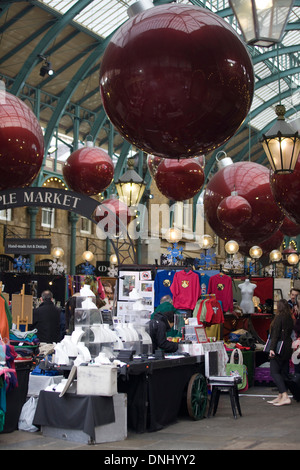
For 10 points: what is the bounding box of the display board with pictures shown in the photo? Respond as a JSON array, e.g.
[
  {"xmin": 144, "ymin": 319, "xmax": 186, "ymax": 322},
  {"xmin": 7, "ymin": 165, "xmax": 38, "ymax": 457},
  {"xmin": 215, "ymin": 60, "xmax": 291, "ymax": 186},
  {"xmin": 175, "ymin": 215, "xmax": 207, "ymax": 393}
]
[{"xmin": 117, "ymin": 270, "xmax": 154, "ymax": 316}]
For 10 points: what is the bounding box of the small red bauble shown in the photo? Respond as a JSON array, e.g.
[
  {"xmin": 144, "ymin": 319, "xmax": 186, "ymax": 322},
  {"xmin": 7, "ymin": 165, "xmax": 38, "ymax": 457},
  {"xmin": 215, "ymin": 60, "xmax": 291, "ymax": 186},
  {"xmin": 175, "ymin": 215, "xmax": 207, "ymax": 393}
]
[
  {"xmin": 154, "ymin": 158, "xmax": 204, "ymax": 201},
  {"xmin": 94, "ymin": 197, "xmax": 133, "ymax": 235},
  {"xmin": 63, "ymin": 145, "xmax": 114, "ymax": 195},
  {"xmin": 100, "ymin": 4, "xmax": 254, "ymax": 159},
  {"xmin": 204, "ymin": 162, "xmax": 284, "ymax": 245},
  {"xmin": 270, "ymin": 155, "xmax": 300, "ymax": 226},
  {"xmin": 217, "ymin": 194, "xmax": 252, "ymax": 229},
  {"xmin": 0, "ymin": 91, "xmax": 44, "ymax": 190}
]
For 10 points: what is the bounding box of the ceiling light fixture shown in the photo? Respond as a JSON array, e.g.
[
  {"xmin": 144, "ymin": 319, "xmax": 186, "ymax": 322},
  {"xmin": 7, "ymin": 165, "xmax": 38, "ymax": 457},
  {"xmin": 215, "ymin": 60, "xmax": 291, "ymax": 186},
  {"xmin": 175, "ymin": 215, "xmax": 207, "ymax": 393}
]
[
  {"xmin": 38, "ymin": 54, "xmax": 54, "ymax": 77},
  {"xmin": 229, "ymin": 0, "xmax": 295, "ymax": 47},
  {"xmin": 261, "ymin": 104, "xmax": 300, "ymax": 173},
  {"xmin": 115, "ymin": 158, "xmax": 146, "ymax": 207},
  {"xmin": 40, "ymin": 61, "xmax": 54, "ymax": 77}
]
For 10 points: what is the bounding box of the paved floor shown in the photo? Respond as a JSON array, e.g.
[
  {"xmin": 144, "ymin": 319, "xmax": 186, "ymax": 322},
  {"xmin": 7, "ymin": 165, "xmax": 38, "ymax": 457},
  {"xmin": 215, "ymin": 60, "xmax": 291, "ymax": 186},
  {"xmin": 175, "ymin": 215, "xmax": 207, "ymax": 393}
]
[{"xmin": 0, "ymin": 385, "xmax": 300, "ymax": 452}]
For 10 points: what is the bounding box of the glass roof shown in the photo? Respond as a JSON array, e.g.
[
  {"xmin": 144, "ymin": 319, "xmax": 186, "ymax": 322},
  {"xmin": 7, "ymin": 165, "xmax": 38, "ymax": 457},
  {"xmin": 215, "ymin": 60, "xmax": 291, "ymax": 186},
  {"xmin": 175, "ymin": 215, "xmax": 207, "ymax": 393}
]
[{"xmin": 37, "ymin": 0, "xmax": 300, "ymax": 132}]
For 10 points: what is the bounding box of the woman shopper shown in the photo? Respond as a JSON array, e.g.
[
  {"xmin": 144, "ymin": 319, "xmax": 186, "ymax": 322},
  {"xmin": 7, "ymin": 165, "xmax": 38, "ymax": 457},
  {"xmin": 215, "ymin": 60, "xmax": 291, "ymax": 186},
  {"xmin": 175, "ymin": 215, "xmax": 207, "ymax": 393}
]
[{"xmin": 268, "ymin": 299, "xmax": 294, "ymax": 406}]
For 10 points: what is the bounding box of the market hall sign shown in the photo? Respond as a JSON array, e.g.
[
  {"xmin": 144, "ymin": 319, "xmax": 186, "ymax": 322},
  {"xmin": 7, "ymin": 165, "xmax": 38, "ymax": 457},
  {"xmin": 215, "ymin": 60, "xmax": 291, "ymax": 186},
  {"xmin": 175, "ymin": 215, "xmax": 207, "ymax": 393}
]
[
  {"xmin": 5, "ymin": 238, "xmax": 51, "ymax": 254},
  {"xmin": 0, "ymin": 187, "xmax": 100, "ymax": 220}
]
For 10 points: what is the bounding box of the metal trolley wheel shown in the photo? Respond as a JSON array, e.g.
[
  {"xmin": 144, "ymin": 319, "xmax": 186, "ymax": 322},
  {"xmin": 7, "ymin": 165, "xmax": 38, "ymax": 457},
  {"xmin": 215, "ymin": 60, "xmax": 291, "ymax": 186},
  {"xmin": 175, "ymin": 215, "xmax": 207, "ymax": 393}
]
[{"xmin": 187, "ymin": 373, "xmax": 208, "ymax": 420}]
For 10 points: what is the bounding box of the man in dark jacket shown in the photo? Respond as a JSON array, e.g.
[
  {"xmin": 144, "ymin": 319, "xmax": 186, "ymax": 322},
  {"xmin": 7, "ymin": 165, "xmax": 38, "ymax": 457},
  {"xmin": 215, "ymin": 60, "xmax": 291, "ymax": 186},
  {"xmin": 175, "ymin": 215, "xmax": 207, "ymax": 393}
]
[
  {"xmin": 149, "ymin": 310, "xmax": 178, "ymax": 353},
  {"xmin": 33, "ymin": 290, "xmax": 62, "ymax": 343}
]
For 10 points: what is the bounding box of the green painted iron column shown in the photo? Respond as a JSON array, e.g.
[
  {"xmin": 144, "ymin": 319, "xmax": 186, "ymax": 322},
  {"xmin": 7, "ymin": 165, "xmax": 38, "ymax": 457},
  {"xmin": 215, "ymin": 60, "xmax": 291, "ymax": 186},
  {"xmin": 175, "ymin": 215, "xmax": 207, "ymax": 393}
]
[
  {"xmin": 28, "ymin": 207, "xmax": 39, "ymax": 272},
  {"xmin": 69, "ymin": 212, "xmax": 79, "ymax": 275}
]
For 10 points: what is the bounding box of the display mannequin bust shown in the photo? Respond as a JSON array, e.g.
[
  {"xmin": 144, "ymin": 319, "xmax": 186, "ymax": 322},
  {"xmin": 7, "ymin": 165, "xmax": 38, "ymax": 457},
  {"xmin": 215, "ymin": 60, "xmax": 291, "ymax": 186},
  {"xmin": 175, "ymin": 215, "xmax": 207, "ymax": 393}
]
[{"xmin": 238, "ymin": 278, "xmax": 257, "ymax": 313}]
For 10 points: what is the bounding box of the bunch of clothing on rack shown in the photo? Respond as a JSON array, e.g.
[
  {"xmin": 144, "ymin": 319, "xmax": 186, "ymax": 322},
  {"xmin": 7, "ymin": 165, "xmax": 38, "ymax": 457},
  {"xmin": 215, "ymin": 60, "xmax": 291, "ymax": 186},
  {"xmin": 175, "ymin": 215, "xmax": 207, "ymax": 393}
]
[
  {"xmin": 9, "ymin": 329, "xmax": 39, "ymax": 362},
  {"xmin": 0, "ymin": 342, "xmax": 18, "ymax": 432},
  {"xmin": 154, "ymin": 268, "xmax": 234, "ymax": 313},
  {"xmin": 193, "ymin": 295, "xmax": 224, "ymax": 341},
  {"xmin": 193, "ymin": 295, "xmax": 224, "ymax": 325}
]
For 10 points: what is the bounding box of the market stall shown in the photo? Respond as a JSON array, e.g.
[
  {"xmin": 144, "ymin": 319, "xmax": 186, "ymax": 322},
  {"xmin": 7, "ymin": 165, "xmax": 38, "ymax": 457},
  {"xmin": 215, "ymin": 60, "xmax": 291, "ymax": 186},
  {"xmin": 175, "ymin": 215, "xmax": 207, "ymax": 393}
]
[{"xmin": 0, "ymin": 263, "xmax": 276, "ymax": 441}]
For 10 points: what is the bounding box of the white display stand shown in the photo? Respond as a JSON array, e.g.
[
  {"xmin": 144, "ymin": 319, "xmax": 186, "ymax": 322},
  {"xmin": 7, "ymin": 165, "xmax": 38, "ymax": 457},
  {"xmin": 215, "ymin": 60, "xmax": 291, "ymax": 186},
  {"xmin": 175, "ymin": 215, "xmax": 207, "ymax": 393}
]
[
  {"xmin": 178, "ymin": 341, "xmax": 228, "ymax": 375},
  {"xmin": 27, "ymin": 374, "xmax": 64, "ymax": 397}
]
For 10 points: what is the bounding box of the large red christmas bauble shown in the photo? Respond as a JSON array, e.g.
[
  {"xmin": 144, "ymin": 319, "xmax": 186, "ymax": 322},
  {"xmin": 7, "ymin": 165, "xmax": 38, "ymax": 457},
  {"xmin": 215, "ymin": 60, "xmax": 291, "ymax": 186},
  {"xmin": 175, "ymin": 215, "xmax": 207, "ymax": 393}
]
[
  {"xmin": 270, "ymin": 155, "xmax": 300, "ymax": 226},
  {"xmin": 280, "ymin": 216, "xmax": 300, "ymax": 237},
  {"xmin": 238, "ymin": 230, "xmax": 284, "ymax": 259},
  {"xmin": 217, "ymin": 194, "xmax": 252, "ymax": 229},
  {"xmin": 63, "ymin": 145, "xmax": 114, "ymax": 195},
  {"xmin": 204, "ymin": 162, "xmax": 284, "ymax": 245},
  {"xmin": 154, "ymin": 158, "xmax": 204, "ymax": 201},
  {"xmin": 99, "ymin": 4, "xmax": 254, "ymax": 159},
  {"xmin": 0, "ymin": 91, "xmax": 44, "ymax": 190}
]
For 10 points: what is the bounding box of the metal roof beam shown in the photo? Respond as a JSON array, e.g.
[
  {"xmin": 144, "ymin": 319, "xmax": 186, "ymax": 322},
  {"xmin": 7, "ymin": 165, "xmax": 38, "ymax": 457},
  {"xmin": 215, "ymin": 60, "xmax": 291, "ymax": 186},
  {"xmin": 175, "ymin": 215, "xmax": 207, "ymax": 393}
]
[
  {"xmin": 41, "ymin": 30, "xmax": 116, "ymax": 165},
  {"xmin": 10, "ymin": 0, "xmax": 94, "ymax": 96},
  {"xmin": 0, "ymin": 19, "xmax": 55, "ymax": 66},
  {"xmin": 0, "ymin": 3, "xmax": 34, "ymax": 35}
]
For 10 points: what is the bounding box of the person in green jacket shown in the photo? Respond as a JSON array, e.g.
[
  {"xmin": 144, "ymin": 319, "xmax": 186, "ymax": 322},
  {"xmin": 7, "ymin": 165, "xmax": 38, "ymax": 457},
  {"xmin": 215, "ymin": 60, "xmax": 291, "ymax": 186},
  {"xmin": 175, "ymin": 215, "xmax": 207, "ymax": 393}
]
[{"xmin": 151, "ymin": 295, "xmax": 180, "ymax": 337}]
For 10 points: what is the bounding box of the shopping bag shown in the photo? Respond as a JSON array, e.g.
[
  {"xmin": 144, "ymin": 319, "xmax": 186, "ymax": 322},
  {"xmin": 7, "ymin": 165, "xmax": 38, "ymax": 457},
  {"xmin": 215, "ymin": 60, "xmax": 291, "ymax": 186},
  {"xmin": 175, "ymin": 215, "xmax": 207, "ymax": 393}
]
[
  {"xmin": 18, "ymin": 396, "xmax": 38, "ymax": 432},
  {"xmin": 226, "ymin": 348, "xmax": 248, "ymax": 391},
  {"xmin": 226, "ymin": 363, "xmax": 248, "ymax": 391}
]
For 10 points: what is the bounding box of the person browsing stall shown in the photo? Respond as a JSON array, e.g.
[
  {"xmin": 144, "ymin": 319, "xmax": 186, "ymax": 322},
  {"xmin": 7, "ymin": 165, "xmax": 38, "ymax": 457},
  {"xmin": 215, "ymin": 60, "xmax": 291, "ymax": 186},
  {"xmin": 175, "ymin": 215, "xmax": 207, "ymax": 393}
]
[
  {"xmin": 149, "ymin": 308, "xmax": 179, "ymax": 354},
  {"xmin": 33, "ymin": 290, "xmax": 62, "ymax": 344},
  {"xmin": 288, "ymin": 288, "xmax": 300, "ymax": 312},
  {"xmin": 268, "ymin": 299, "xmax": 294, "ymax": 406}
]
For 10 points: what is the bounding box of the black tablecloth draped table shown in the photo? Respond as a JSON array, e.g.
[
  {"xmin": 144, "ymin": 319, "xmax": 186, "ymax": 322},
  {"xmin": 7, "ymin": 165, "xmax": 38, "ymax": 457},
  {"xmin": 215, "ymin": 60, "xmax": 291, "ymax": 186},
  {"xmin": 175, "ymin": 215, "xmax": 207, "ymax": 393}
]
[
  {"xmin": 33, "ymin": 391, "xmax": 115, "ymax": 440},
  {"xmin": 118, "ymin": 356, "xmax": 204, "ymax": 433}
]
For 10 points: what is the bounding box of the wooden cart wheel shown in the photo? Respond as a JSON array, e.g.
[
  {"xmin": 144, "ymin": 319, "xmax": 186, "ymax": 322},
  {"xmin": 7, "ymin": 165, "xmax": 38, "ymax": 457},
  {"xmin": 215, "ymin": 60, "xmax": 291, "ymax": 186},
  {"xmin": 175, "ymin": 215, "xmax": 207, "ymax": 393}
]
[{"xmin": 187, "ymin": 373, "xmax": 208, "ymax": 420}]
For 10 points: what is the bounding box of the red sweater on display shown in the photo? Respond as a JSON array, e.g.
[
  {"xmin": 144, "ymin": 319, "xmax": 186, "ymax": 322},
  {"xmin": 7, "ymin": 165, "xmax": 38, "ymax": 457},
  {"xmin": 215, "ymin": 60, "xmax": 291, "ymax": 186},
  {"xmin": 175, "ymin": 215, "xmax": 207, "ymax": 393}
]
[
  {"xmin": 170, "ymin": 270, "xmax": 201, "ymax": 310},
  {"xmin": 207, "ymin": 273, "xmax": 233, "ymax": 312}
]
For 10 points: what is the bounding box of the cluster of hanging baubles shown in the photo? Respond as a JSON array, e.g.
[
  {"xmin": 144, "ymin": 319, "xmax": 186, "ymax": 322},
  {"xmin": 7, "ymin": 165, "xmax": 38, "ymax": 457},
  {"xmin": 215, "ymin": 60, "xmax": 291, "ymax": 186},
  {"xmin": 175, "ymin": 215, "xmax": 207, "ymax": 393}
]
[{"xmin": 62, "ymin": 1, "xmax": 300, "ymax": 248}]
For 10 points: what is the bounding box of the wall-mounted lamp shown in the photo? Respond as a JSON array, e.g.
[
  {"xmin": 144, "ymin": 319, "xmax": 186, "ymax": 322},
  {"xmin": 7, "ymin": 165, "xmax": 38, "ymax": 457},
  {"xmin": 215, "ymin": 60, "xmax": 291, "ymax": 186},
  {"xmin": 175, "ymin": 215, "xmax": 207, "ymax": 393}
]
[
  {"xmin": 52, "ymin": 246, "xmax": 64, "ymax": 258},
  {"xmin": 225, "ymin": 240, "xmax": 239, "ymax": 255},
  {"xmin": 82, "ymin": 250, "xmax": 94, "ymax": 262},
  {"xmin": 165, "ymin": 227, "xmax": 182, "ymax": 244},
  {"xmin": 269, "ymin": 249, "xmax": 282, "ymax": 262},
  {"xmin": 287, "ymin": 252, "xmax": 299, "ymax": 265},
  {"xmin": 199, "ymin": 234, "xmax": 214, "ymax": 250},
  {"xmin": 249, "ymin": 245, "xmax": 263, "ymax": 259},
  {"xmin": 109, "ymin": 253, "xmax": 118, "ymax": 265}
]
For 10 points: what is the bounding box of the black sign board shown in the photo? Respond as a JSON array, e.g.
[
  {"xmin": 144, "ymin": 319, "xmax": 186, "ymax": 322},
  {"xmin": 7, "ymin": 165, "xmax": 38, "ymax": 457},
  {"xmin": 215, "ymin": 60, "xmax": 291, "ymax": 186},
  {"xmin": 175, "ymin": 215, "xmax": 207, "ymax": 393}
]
[
  {"xmin": 5, "ymin": 238, "xmax": 51, "ymax": 254},
  {"xmin": 0, "ymin": 187, "xmax": 100, "ymax": 220},
  {"xmin": 96, "ymin": 261, "xmax": 110, "ymax": 275}
]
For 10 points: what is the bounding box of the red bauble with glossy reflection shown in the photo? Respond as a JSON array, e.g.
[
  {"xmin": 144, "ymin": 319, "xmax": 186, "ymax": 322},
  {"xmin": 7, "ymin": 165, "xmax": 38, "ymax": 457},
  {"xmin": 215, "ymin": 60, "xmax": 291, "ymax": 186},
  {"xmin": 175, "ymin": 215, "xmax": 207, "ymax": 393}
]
[
  {"xmin": 217, "ymin": 195, "xmax": 252, "ymax": 229},
  {"xmin": 238, "ymin": 230, "xmax": 284, "ymax": 259},
  {"xmin": 154, "ymin": 158, "xmax": 204, "ymax": 201},
  {"xmin": 94, "ymin": 197, "xmax": 133, "ymax": 235},
  {"xmin": 204, "ymin": 162, "xmax": 284, "ymax": 245},
  {"xmin": 63, "ymin": 145, "xmax": 114, "ymax": 195},
  {"xmin": 280, "ymin": 216, "xmax": 300, "ymax": 237},
  {"xmin": 147, "ymin": 155, "xmax": 164, "ymax": 178},
  {"xmin": 270, "ymin": 155, "xmax": 300, "ymax": 226},
  {"xmin": 99, "ymin": 4, "xmax": 254, "ymax": 159},
  {"xmin": 0, "ymin": 91, "xmax": 44, "ymax": 190}
]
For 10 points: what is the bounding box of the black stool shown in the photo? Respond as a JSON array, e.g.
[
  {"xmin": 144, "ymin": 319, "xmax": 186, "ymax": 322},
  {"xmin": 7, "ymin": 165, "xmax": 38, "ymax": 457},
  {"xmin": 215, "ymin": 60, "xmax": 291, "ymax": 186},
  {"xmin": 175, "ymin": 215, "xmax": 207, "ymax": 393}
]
[{"xmin": 207, "ymin": 376, "xmax": 242, "ymax": 419}]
